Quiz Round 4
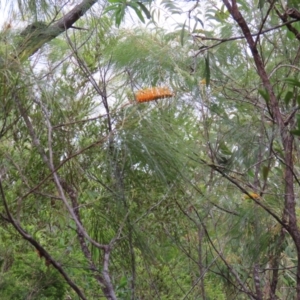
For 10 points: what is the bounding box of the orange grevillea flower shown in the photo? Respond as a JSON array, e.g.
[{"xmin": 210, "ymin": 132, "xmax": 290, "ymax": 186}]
[
  {"xmin": 135, "ymin": 87, "xmax": 173, "ymax": 103},
  {"xmin": 243, "ymin": 192, "xmax": 260, "ymax": 200}
]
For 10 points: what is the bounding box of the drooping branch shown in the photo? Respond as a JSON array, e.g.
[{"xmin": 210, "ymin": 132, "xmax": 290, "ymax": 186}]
[
  {"xmin": 14, "ymin": 93, "xmax": 106, "ymax": 250},
  {"xmin": 0, "ymin": 180, "xmax": 87, "ymax": 300},
  {"xmin": 188, "ymin": 154, "xmax": 286, "ymax": 229},
  {"xmin": 61, "ymin": 180, "xmax": 117, "ymax": 300},
  {"xmin": 17, "ymin": 93, "xmax": 117, "ymax": 299},
  {"xmin": 181, "ymin": 203, "xmax": 257, "ymax": 299},
  {"xmin": 17, "ymin": 0, "xmax": 99, "ymax": 60}
]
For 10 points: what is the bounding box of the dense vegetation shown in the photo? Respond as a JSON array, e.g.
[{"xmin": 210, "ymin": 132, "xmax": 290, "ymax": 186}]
[{"xmin": 1, "ymin": 0, "xmax": 300, "ymax": 299}]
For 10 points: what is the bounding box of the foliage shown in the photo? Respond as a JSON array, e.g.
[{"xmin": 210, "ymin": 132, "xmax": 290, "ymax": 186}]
[{"xmin": 1, "ymin": 0, "xmax": 300, "ymax": 299}]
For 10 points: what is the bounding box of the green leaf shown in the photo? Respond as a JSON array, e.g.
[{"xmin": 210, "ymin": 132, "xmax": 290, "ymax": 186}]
[
  {"xmin": 297, "ymin": 114, "xmax": 300, "ymax": 128},
  {"xmin": 258, "ymin": 89, "xmax": 270, "ymax": 103},
  {"xmin": 195, "ymin": 17, "xmax": 204, "ymax": 28},
  {"xmin": 258, "ymin": 0, "xmax": 266, "ymax": 9},
  {"xmin": 204, "ymin": 54, "xmax": 210, "ymax": 86},
  {"xmin": 115, "ymin": 6, "xmax": 125, "ymax": 26},
  {"xmin": 262, "ymin": 166, "xmax": 270, "ymax": 181},
  {"xmin": 290, "ymin": 129, "xmax": 300, "ymax": 136},
  {"xmin": 284, "ymin": 91, "xmax": 293, "ymax": 106},
  {"xmin": 180, "ymin": 20, "xmax": 186, "ymax": 46},
  {"xmin": 103, "ymin": 4, "xmax": 119, "ymax": 14},
  {"xmin": 282, "ymin": 78, "xmax": 300, "ymax": 88},
  {"xmin": 286, "ymin": 28, "xmax": 295, "ymax": 40},
  {"xmin": 128, "ymin": 3, "xmax": 145, "ymax": 23},
  {"xmin": 137, "ymin": 1, "xmax": 151, "ymax": 19},
  {"xmin": 219, "ymin": 142, "xmax": 232, "ymax": 155},
  {"xmin": 117, "ymin": 276, "xmax": 128, "ymax": 289},
  {"xmin": 214, "ymin": 5, "xmax": 229, "ymax": 22}
]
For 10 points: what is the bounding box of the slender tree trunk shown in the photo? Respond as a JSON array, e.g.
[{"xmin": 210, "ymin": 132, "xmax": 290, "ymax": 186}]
[
  {"xmin": 198, "ymin": 226, "xmax": 206, "ymax": 300},
  {"xmin": 222, "ymin": 0, "xmax": 300, "ymax": 297},
  {"xmin": 253, "ymin": 264, "xmax": 262, "ymax": 300}
]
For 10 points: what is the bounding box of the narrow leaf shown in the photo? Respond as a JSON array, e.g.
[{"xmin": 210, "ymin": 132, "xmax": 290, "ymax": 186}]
[
  {"xmin": 204, "ymin": 54, "xmax": 210, "ymax": 86},
  {"xmin": 297, "ymin": 114, "xmax": 300, "ymax": 128},
  {"xmin": 284, "ymin": 91, "xmax": 293, "ymax": 106},
  {"xmin": 258, "ymin": 0, "xmax": 265, "ymax": 9},
  {"xmin": 196, "ymin": 17, "xmax": 204, "ymax": 28},
  {"xmin": 115, "ymin": 6, "xmax": 125, "ymax": 26},
  {"xmin": 180, "ymin": 20, "xmax": 186, "ymax": 46},
  {"xmin": 258, "ymin": 89, "xmax": 270, "ymax": 103},
  {"xmin": 128, "ymin": 3, "xmax": 145, "ymax": 23},
  {"xmin": 262, "ymin": 166, "xmax": 270, "ymax": 181},
  {"xmin": 137, "ymin": 2, "xmax": 151, "ymax": 19},
  {"xmin": 103, "ymin": 4, "xmax": 119, "ymax": 14},
  {"xmin": 290, "ymin": 129, "xmax": 300, "ymax": 136},
  {"xmin": 282, "ymin": 78, "xmax": 300, "ymax": 88}
]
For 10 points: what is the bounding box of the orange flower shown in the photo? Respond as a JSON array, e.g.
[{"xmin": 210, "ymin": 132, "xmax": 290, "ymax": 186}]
[
  {"xmin": 135, "ymin": 87, "xmax": 173, "ymax": 103},
  {"xmin": 243, "ymin": 192, "xmax": 260, "ymax": 200}
]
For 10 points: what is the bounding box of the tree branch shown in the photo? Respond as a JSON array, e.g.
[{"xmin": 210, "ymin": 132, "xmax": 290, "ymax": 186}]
[
  {"xmin": 17, "ymin": 0, "xmax": 99, "ymax": 60},
  {"xmin": 0, "ymin": 179, "xmax": 87, "ymax": 300},
  {"xmin": 221, "ymin": 1, "xmax": 300, "ymax": 296},
  {"xmin": 194, "ymin": 19, "xmax": 298, "ymax": 56}
]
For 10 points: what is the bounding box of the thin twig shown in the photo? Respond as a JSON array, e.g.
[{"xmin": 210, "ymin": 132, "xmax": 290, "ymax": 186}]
[{"xmin": 194, "ymin": 19, "xmax": 298, "ymax": 56}]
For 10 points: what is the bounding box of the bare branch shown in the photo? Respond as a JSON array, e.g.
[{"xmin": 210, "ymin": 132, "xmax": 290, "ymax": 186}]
[{"xmin": 194, "ymin": 19, "xmax": 298, "ymax": 56}]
